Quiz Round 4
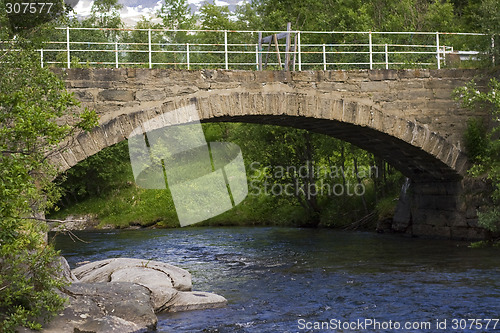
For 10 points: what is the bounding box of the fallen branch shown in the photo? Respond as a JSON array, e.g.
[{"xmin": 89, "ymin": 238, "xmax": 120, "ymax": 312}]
[
  {"xmin": 22, "ymin": 216, "xmax": 87, "ymax": 224},
  {"xmin": 343, "ymin": 211, "xmax": 376, "ymax": 231}
]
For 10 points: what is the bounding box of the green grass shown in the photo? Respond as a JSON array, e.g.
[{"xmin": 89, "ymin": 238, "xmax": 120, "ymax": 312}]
[{"xmin": 48, "ymin": 155, "xmax": 310, "ymax": 228}]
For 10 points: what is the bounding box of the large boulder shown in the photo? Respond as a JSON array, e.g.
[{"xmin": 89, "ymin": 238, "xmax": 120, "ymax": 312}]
[
  {"xmin": 56, "ymin": 256, "xmax": 79, "ymax": 283},
  {"xmin": 72, "ymin": 258, "xmax": 227, "ymax": 313},
  {"xmin": 23, "ymin": 282, "xmax": 157, "ymax": 333}
]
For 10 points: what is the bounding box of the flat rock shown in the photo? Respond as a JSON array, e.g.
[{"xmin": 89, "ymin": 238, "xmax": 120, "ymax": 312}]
[
  {"xmin": 72, "ymin": 258, "xmax": 227, "ymax": 313},
  {"xmin": 166, "ymin": 291, "xmax": 228, "ymax": 312},
  {"xmin": 29, "ymin": 282, "xmax": 157, "ymax": 333},
  {"xmin": 73, "ymin": 258, "xmax": 192, "ymax": 291}
]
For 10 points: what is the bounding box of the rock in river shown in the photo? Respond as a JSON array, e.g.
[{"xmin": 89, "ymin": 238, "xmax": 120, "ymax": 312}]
[
  {"xmin": 21, "ymin": 258, "xmax": 227, "ymax": 333},
  {"xmin": 73, "ymin": 258, "xmax": 227, "ymax": 313}
]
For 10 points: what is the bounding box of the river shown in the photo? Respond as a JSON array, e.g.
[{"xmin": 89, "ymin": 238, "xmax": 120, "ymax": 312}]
[{"xmin": 53, "ymin": 227, "xmax": 500, "ymax": 332}]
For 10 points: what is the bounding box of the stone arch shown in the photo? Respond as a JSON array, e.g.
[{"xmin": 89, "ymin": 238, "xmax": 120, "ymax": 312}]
[{"xmin": 51, "ymin": 91, "xmax": 467, "ymax": 183}]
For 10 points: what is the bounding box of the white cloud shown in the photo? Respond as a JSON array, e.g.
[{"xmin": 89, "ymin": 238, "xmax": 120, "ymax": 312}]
[
  {"xmin": 214, "ymin": 0, "xmax": 229, "ymax": 6},
  {"xmin": 72, "ymin": 0, "xmax": 93, "ymax": 17}
]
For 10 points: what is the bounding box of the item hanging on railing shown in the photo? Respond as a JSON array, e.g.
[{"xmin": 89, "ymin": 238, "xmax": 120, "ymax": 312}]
[{"xmin": 259, "ymin": 22, "xmax": 296, "ymax": 71}]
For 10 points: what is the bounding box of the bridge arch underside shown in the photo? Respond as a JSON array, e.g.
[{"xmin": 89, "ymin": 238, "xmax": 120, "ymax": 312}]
[
  {"xmin": 205, "ymin": 114, "xmax": 461, "ymax": 183},
  {"xmin": 53, "ymin": 93, "xmax": 484, "ymax": 239}
]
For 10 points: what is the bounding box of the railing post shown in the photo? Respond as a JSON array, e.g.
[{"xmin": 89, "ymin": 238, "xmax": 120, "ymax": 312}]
[
  {"xmin": 186, "ymin": 43, "xmax": 190, "ymax": 70},
  {"xmin": 255, "ymin": 44, "xmax": 259, "ymax": 70},
  {"xmin": 148, "ymin": 28, "xmax": 152, "ymax": 69},
  {"xmin": 297, "ymin": 31, "xmax": 301, "ymax": 71},
  {"xmin": 224, "ymin": 30, "xmax": 228, "ymax": 70},
  {"xmin": 436, "ymin": 32, "xmax": 441, "ymax": 69},
  {"xmin": 40, "ymin": 48, "xmax": 44, "ymax": 68},
  {"xmin": 66, "ymin": 26, "xmax": 70, "ymax": 69},
  {"xmin": 323, "ymin": 43, "xmax": 326, "ymax": 70},
  {"xmin": 369, "ymin": 31, "xmax": 373, "ymax": 69},
  {"xmin": 115, "ymin": 41, "xmax": 118, "ymax": 68},
  {"xmin": 385, "ymin": 43, "xmax": 388, "ymax": 69},
  {"xmin": 258, "ymin": 31, "xmax": 262, "ymax": 70}
]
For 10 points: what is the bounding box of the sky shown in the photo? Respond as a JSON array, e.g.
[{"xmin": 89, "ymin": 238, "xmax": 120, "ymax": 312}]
[{"xmin": 71, "ymin": 0, "xmax": 244, "ymax": 26}]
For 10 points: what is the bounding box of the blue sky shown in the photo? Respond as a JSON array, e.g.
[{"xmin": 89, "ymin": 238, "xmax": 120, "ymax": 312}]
[{"xmin": 72, "ymin": 0, "xmax": 244, "ymax": 26}]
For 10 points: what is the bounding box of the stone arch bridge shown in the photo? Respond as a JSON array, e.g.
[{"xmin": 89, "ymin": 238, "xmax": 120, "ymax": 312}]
[{"xmin": 50, "ymin": 68, "xmax": 491, "ymax": 239}]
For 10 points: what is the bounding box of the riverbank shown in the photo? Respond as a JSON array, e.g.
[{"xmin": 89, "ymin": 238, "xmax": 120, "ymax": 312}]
[{"xmin": 47, "ymin": 175, "xmax": 393, "ymax": 232}]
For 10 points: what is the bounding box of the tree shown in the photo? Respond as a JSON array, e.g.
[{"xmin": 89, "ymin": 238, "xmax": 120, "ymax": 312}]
[
  {"xmin": 85, "ymin": 0, "xmax": 123, "ymax": 29},
  {"xmin": 0, "ymin": 11, "xmax": 98, "ymax": 330},
  {"xmin": 454, "ymin": 79, "xmax": 500, "ymax": 233},
  {"xmin": 157, "ymin": 0, "xmax": 196, "ymax": 30}
]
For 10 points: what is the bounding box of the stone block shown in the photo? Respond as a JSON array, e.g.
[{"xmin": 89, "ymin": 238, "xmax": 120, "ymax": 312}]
[
  {"xmin": 360, "ymin": 81, "xmax": 389, "ymax": 92},
  {"xmin": 341, "ymin": 101, "xmax": 358, "ymax": 123},
  {"xmin": 329, "ymin": 99, "xmax": 344, "ymax": 121},
  {"xmin": 221, "ymin": 70, "xmax": 255, "ymax": 82},
  {"xmin": 398, "ymin": 90, "xmax": 434, "ymax": 100},
  {"xmin": 372, "ymin": 92, "xmax": 396, "ymax": 103},
  {"xmin": 194, "ymin": 96, "xmax": 212, "ymax": 120},
  {"xmin": 400, "ymin": 121, "xmax": 416, "ymax": 143},
  {"xmin": 324, "ymin": 70, "xmax": 348, "ymax": 82},
  {"xmin": 68, "ymin": 80, "xmax": 114, "ymax": 89},
  {"xmin": 397, "ymin": 69, "xmax": 430, "ymax": 79},
  {"xmin": 68, "ymin": 140, "xmax": 88, "ymax": 162},
  {"xmin": 254, "ymin": 70, "xmax": 279, "ymax": 83},
  {"xmin": 346, "ymin": 70, "xmax": 369, "ymax": 81},
  {"xmin": 354, "ymin": 104, "xmax": 371, "ymax": 127},
  {"xmin": 47, "ymin": 151, "xmax": 70, "ymax": 173},
  {"xmin": 368, "ymin": 69, "xmax": 398, "ymax": 81},
  {"xmin": 77, "ymin": 131, "xmax": 100, "ymax": 158},
  {"xmin": 98, "ymin": 89, "xmax": 135, "ymax": 102},
  {"xmin": 291, "ymin": 71, "xmax": 316, "ymax": 82},
  {"xmin": 210, "ymin": 82, "xmax": 241, "ymax": 90},
  {"xmin": 60, "ymin": 148, "xmax": 78, "ymax": 168},
  {"xmin": 102, "ymin": 118, "xmax": 126, "ymax": 146},
  {"xmin": 410, "ymin": 124, "xmax": 428, "ymax": 148},
  {"xmin": 93, "ymin": 68, "xmax": 127, "ymax": 82},
  {"xmin": 72, "ymin": 90, "xmax": 95, "ymax": 102},
  {"xmin": 136, "ymin": 89, "xmax": 166, "ymax": 101},
  {"xmin": 66, "ymin": 68, "xmax": 92, "ymax": 81},
  {"xmin": 389, "ymin": 80, "xmax": 424, "ymax": 90},
  {"xmin": 424, "ymin": 79, "xmax": 464, "ymax": 90},
  {"xmin": 89, "ymin": 126, "xmax": 110, "ymax": 150}
]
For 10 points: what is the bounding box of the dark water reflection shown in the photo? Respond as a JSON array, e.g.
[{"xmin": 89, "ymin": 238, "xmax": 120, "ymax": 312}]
[{"xmin": 53, "ymin": 227, "xmax": 500, "ymax": 332}]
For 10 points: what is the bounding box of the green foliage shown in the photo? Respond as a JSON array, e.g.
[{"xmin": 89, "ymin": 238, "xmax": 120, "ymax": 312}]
[
  {"xmin": 86, "ymin": 0, "xmax": 123, "ymax": 28},
  {"xmin": 375, "ymin": 196, "xmax": 398, "ymax": 221},
  {"xmin": 157, "ymin": 0, "xmax": 196, "ymax": 30},
  {"xmin": 454, "ymin": 78, "xmax": 500, "ymax": 233},
  {"xmin": 0, "ymin": 15, "xmax": 98, "ymax": 330},
  {"xmin": 464, "ymin": 117, "xmax": 488, "ymax": 162},
  {"xmin": 57, "ymin": 141, "xmax": 130, "ymax": 203},
  {"xmin": 0, "ymin": 219, "xmax": 67, "ymax": 332}
]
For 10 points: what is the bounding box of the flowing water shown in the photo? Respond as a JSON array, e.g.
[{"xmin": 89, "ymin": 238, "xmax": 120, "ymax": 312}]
[{"xmin": 53, "ymin": 227, "xmax": 500, "ymax": 332}]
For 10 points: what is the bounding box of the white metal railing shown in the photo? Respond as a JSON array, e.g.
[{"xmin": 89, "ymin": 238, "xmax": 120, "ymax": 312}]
[{"xmin": 6, "ymin": 27, "xmax": 492, "ymax": 70}]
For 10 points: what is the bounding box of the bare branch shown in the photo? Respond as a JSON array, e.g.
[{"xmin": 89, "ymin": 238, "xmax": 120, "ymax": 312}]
[{"xmin": 22, "ymin": 216, "xmax": 86, "ymax": 224}]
